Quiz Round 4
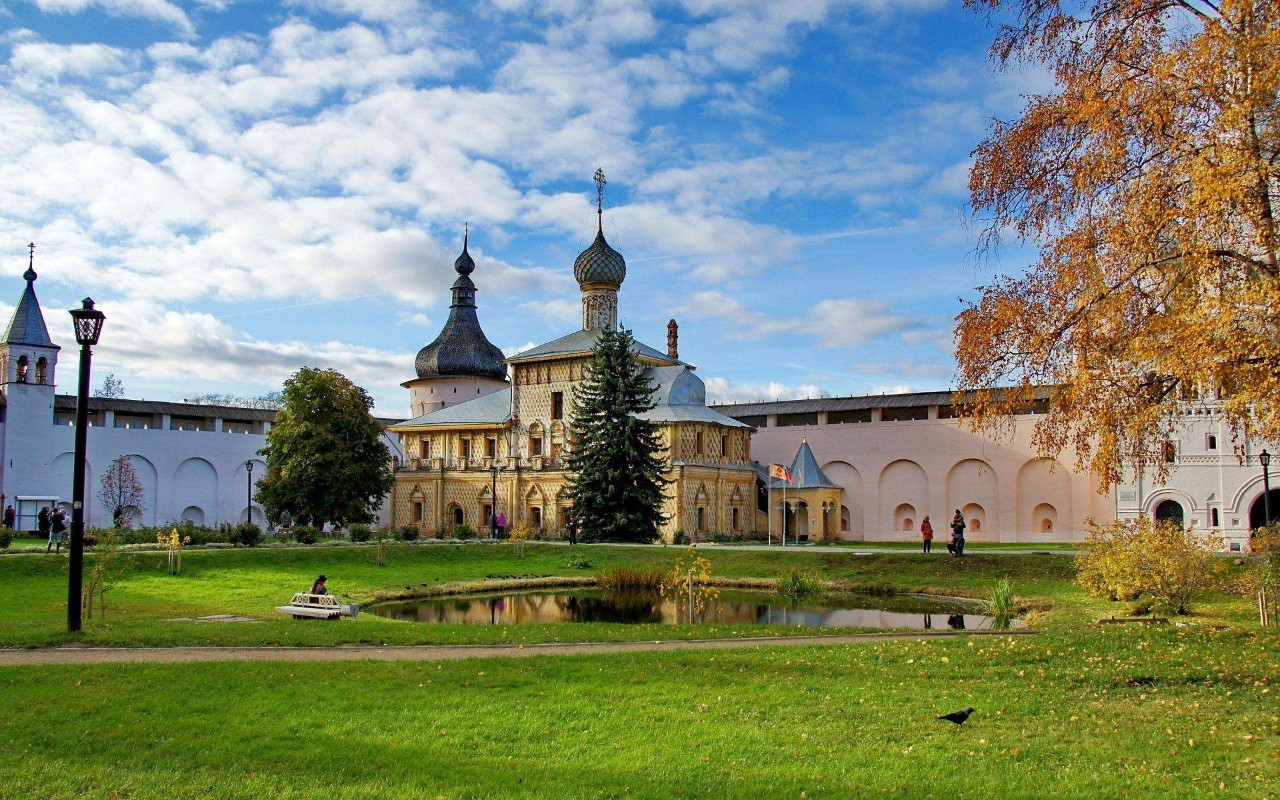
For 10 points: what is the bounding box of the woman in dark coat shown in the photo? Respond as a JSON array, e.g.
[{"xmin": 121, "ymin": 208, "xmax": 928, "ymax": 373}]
[{"xmin": 949, "ymin": 509, "xmax": 966, "ymax": 556}]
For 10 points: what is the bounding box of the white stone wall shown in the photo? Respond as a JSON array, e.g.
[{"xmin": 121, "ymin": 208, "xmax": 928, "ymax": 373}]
[
  {"xmin": 1114, "ymin": 404, "xmax": 1275, "ymax": 551},
  {"xmin": 748, "ymin": 411, "xmax": 1112, "ymax": 542}
]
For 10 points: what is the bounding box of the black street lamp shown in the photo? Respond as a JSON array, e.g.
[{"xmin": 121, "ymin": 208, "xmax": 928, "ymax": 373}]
[
  {"xmin": 1261, "ymin": 449, "xmax": 1272, "ymax": 527},
  {"xmin": 489, "ymin": 464, "xmax": 500, "ymax": 539},
  {"xmin": 67, "ymin": 298, "xmax": 105, "ymax": 633},
  {"xmin": 245, "ymin": 460, "xmax": 254, "ymax": 526}
]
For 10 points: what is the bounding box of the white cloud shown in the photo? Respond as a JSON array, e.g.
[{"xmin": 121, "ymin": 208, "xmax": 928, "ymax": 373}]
[
  {"xmin": 702, "ymin": 375, "xmax": 827, "ymax": 405},
  {"xmin": 681, "ymin": 291, "xmax": 913, "ymax": 348},
  {"xmin": 27, "ymin": 0, "xmax": 195, "ymax": 37}
]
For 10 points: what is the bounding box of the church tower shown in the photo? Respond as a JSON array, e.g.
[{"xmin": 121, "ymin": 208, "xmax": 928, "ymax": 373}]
[
  {"xmin": 574, "ymin": 169, "xmax": 627, "ymax": 330},
  {"xmin": 1, "ymin": 244, "xmax": 60, "ymax": 398},
  {"xmin": 404, "ymin": 230, "xmax": 509, "ymax": 417}
]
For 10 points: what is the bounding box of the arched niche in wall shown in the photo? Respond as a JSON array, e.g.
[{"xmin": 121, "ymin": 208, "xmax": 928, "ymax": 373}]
[
  {"xmin": 947, "ymin": 459, "xmax": 999, "ymax": 537},
  {"xmin": 879, "ymin": 460, "xmax": 927, "ymax": 537},
  {"xmin": 822, "ymin": 460, "xmax": 863, "ymax": 537},
  {"xmin": 1016, "ymin": 458, "xmax": 1072, "ymax": 539}
]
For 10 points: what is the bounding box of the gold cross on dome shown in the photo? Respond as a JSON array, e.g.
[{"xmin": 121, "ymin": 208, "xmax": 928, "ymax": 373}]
[{"xmin": 593, "ymin": 168, "xmax": 606, "ymax": 214}]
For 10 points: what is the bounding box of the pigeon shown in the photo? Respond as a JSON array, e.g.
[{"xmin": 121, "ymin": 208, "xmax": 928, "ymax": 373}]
[{"xmin": 936, "ymin": 707, "xmax": 975, "ymax": 725}]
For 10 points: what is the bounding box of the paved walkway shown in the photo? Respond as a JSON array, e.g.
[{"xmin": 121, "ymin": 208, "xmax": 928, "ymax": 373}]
[{"xmin": 0, "ymin": 629, "xmax": 1035, "ymax": 666}]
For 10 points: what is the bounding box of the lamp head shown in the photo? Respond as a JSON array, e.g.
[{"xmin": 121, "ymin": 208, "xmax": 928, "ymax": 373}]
[
  {"xmin": 1262, "ymin": 449, "xmax": 1272, "ymax": 468},
  {"xmin": 69, "ymin": 298, "xmax": 106, "ymax": 346},
  {"xmin": 245, "ymin": 459, "xmax": 254, "ymax": 471}
]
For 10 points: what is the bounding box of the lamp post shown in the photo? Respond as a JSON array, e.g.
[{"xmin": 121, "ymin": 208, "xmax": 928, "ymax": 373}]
[
  {"xmin": 489, "ymin": 464, "xmax": 500, "ymax": 539},
  {"xmin": 1261, "ymin": 449, "xmax": 1272, "ymax": 528},
  {"xmin": 245, "ymin": 460, "xmax": 254, "ymax": 526},
  {"xmin": 67, "ymin": 298, "xmax": 105, "ymax": 633}
]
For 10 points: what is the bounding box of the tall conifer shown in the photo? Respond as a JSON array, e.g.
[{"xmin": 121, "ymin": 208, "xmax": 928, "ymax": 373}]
[{"xmin": 565, "ymin": 328, "xmax": 667, "ymax": 542}]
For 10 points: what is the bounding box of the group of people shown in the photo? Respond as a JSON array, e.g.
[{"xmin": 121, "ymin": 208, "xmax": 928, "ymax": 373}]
[
  {"xmin": 37, "ymin": 506, "xmax": 69, "ymax": 554},
  {"xmin": 919, "ymin": 510, "xmax": 966, "ymax": 556}
]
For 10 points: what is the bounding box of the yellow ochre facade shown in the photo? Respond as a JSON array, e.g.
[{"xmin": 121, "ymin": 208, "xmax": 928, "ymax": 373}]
[{"xmin": 388, "ymin": 186, "xmax": 759, "ymax": 542}]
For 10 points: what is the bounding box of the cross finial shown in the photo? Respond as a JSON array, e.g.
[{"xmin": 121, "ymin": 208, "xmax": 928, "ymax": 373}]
[
  {"xmin": 463, "ymin": 222, "xmax": 469, "ymax": 251},
  {"xmin": 24, "ymin": 242, "xmax": 36, "ymax": 282},
  {"xmin": 28, "ymin": 242, "xmax": 35, "ymax": 265},
  {"xmin": 593, "ymin": 168, "xmax": 606, "ymax": 232}
]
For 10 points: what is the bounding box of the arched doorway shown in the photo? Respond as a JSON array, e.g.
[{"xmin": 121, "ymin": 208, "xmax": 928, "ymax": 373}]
[
  {"xmin": 1248, "ymin": 489, "xmax": 1280, "ymax": 529},
  {"xmin": 796, "ymin": 502, "xmax": 810, "ymax": 541},
  {"xmin": 1154, "ymin": 499, "xmax": 1185, "ymax": 528}
]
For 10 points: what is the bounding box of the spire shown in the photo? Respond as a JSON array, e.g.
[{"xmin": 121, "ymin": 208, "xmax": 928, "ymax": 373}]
[
  {"xmin": 594, "ymin": 167, "xmax": 606, "ymax": 234},
  {"xmin": 4, "ymin": 244, "xmax": 56, "ymax": 348},
  {"xmin": 454, "ymin": 224, "xmax": 475, "ymax": 276}
]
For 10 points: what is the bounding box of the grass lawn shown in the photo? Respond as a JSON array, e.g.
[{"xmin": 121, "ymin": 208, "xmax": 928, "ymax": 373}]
[
  {"xmin": 1, "ymin": 625, "xmax": 1277, "ymax": 799},
  {"xmin": 0, "ymin": 542, "xmax": 1108, "ymax": 648}
]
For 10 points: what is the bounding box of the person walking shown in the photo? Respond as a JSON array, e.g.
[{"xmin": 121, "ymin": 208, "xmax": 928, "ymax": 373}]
[
  {"xmin": 495, "ymin": 512, "xmax": 507, "ymax": 538},
  {"xmin": 37, "ymin": 506, "xmax": 51, "ymax": 547},
  {"xmin": 2, "ymin": 505, "xmax": 14, "ymax": 529},
  {"xmin": 47, "ymin": 507, "xmax": 67, "ymax": 554},
  {"xmin": 920, "ymin": 516, "xmax": 934, "ymax": 554},
  {"xmin": 949, "ymin": 509, "xmax": 966, "ymax": 557}
]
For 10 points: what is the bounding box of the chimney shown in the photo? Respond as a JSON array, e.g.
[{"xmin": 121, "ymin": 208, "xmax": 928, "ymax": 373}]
[{"xmin": 667, "ymin": 319, "xmax": 678, "ymax": 360}]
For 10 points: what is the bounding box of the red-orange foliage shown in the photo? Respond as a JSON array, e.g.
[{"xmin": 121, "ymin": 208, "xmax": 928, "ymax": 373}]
[{"xmin": 959, "ymin": 1, "xmax": 1280, "ymax": 488}]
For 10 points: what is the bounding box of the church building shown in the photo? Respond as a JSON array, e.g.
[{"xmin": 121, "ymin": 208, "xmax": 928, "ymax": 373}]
[{"xmin": 388, "ymin": 175, "xmax": 756, "ymax": 540}]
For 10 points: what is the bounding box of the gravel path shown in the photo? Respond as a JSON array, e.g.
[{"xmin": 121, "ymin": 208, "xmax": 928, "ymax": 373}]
[{"xmin": 0, "ymin": 629, "xmax": 1034, "ymax": 666}]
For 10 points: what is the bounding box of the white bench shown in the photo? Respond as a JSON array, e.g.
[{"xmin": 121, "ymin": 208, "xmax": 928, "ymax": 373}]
[{"xmin": 275, "ymin": 593, "xmax": 359, "ymax": 620}]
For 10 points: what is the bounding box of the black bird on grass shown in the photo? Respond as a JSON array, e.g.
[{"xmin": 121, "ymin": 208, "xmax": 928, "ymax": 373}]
[{"xmin": 936, "ymin": 707, "xmax": 974, "ymax": 725}]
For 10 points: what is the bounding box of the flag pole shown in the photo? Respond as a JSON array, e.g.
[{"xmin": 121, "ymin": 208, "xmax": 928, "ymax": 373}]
[{"xmin": 767, "ymin": 478, "xmax": 773, "ymax": 547}]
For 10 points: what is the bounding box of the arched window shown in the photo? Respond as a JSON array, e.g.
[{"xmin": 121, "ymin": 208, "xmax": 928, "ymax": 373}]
[
  {"xmin": 1210, "ymin": 507, "xmax": 1220, "ymax": 527},
  {"xmin": 34, "ymin": 357, "xmax": 47, "ymax": 385},
  {"xmin": 840, "ymin": 506, "xmax": 850, "ymax": 532},
  {"xmin": 695, "ymin": 430, "xmax": 704, "ymax": 455},
  {"xmin": 696, "ymin": 507, "xmax": 706, "ymax": 532},
  {"xmin": 452, "ymin": 505, "xmax": 464, "ymax": 526},
  {"xmin": 902, "ymin": 517, "xmax": 914, "ymax": 532},
  {"xmin": 410, "ymin": 489, "xmax": 424, "ymax": 524},
  {"xmin": 15, "ymin": 355, "xmax": 28, "ymax": 383},
  {"xmin": 731, "ymin": 506, "xmax": 740, "ymax": 531}
]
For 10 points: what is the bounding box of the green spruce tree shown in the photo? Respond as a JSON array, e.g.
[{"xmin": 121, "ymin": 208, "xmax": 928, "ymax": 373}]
[{"xmin": 565, "ymin": 327, "xmax": 668, "ymax": 543}]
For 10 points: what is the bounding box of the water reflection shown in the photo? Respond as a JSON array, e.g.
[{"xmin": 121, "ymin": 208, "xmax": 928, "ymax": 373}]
[{"xmin": 370, "ymin": 589, "xmax": 1018, "ymax": 630}]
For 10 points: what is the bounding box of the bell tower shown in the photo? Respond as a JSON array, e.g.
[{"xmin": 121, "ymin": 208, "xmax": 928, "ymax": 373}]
[{"xmin": 1, "ymin": 243, "xmax": 60, "ymax": 397}]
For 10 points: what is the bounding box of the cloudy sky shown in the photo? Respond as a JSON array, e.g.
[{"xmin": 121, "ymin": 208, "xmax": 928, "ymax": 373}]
[{"xmin": 0, "ymin": 0, "xmax": 1046, "ymax": 413}]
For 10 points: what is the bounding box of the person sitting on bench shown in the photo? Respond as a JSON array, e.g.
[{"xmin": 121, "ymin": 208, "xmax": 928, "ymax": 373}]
[{"xmin": 310, "ymin": 574, "xmax": 328, "ymax": 595}]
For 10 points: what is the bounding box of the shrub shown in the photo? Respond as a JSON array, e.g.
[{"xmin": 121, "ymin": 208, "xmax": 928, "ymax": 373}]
[
  {"xmin": 234, "ymin": 523, "xmax": 263, "ymax": 547},
  {"xmin": 774, "ymin": 566, "xmax": 823, "ymax": 601},
  {"xmin": 1077, "ymin": 518, "xmax": 1223, "ymax": 615},
  {"xmin": 563, "ymin": 556, "xmax": 592, "ymax": 569},
  {"xmin": 396, "ymin": 525, "xmax": 420, "ymax": 542},
  {"xmin": 349, "ymin": 524, "xmax": 372, "ymax": 543},
  {"xmin": 672, "ymin": 529, "xmax": 687, "ymax": 545},
  {"xmin": 0, "ymin": 528, "xmax": 12, "ymax": 549},
  {"xmin": 82, "ymin": 532, "xmax": 98, "ymax": 548},
  {"xmin": 598, "ymin": 566, "xmax": 665, "ymax": 592},
  {"xmin": 293, "ymin": 525, "xmax": 319, "ymax": 545},
  {"xmin": 452, "ymin": 524, "xmax": 476, "ymax": 540}
]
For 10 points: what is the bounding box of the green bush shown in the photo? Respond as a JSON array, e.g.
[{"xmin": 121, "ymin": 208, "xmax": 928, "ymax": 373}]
[
  {"xmin": 0, "ymin": 528, "xmax": 12, "ymax": 549},
  {"xmin": 293, "ymin": 525, "xmax": 319, "ymax": 545},
  {"xmin": 672, "ymin": 529, "xmax": 688, "ymax": 545},
  {"xmin": 453, "ymin": 524, "xmax": 477, "ymax": 540},
  {"xmin": 396, "ymin": 525, "xmax": 420, "ymax": 542},
  {"xmin": 774, "ymin": 566, "xmax": 823, "ymax": 601},
  {"xmin": 349, "ymin": 524, "xmax": 372, "ymax": 543},
  {"xmin": 234, "ymin": 523, "xmax": 263, "ymax": 547},
  {"xmin": 598, "ymin": 566, "xmax": 665, "ymax": 592}
]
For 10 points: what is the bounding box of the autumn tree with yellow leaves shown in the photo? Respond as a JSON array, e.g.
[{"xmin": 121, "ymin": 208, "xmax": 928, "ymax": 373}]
[{"xmin": 958, "ymin": 0, "xmax": 1280, "ymax": 487}]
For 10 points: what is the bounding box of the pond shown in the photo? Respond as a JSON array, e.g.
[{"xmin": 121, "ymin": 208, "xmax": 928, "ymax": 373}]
[{"xmin": 368, "ymin": 588, "xmax": 1018, "ymax": 630}]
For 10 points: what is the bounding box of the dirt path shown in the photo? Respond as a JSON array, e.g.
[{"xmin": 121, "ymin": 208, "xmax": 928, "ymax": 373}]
[{"xmin": 0, "ymin": 630, "xmax": 1034, "ymax": 666}]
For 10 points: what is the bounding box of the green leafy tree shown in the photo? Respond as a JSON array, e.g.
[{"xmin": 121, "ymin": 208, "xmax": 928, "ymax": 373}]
[
  {"xmin": 255, "ymin": 368, "xmax": 392, "ymax": 527},
  {"xmin": 564, "ymin": 328, "xmax": 668, "ymax": 543}
]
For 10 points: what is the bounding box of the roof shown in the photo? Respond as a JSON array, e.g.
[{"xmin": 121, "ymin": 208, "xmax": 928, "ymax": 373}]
[
  {"xmin": 711, "ymin": 386, "xmax": 1054, "ymax": 417},
  {"xmin": 637, "ymin": 365, "xmax": 750, "ymax": 428},
  {"xmin": 3, "ymin": 266, "xmax": 56, "ymax": 348},
  {"xmin": 507, "ymin": 328, "xmax": 681, "ymax": 365},
  {"xmin": 51, "ymin": 395, "xmax": 403, "ymax": 429},
  {"xmin": 390, "ymin": 387, "xmax": 511, "ymax": 429},
  {"xmin": 414, "ymin": 240, "xmax": 508, "ymax": 382},
  {"xmin": 787, "ymin": 439, "xmax": 839, "ymax": 488},
  {"xmin": 573, "ymin": 229, "xmax": 627, "ymax": 287}
]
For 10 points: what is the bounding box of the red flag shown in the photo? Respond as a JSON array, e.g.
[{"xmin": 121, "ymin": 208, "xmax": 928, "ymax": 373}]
[{"xmin": 768, "ymin": 463, "xmax": 793, "ymax": 485}]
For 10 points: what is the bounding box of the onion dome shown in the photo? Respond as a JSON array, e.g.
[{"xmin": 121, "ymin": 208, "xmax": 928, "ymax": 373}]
[
  {"xmin": 413, "ymin": 231, "xmax": 507, "ymax": 382},
  {"xmin": 573, "ymin": 229, "xmax": 627, "ymax": 288}
]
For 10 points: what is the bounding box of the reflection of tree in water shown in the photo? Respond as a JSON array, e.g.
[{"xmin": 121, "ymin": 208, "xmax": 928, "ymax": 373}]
[{"xmin": 567, "ymin": 590, "xmax": 664, "ymax": 623}]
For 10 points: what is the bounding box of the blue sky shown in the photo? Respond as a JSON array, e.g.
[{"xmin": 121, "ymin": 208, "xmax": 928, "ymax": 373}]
[{"xmin": 0, "ymin": 0, "xmax": 1047, "ymax": 413}]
